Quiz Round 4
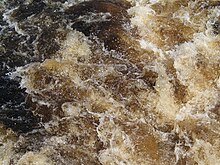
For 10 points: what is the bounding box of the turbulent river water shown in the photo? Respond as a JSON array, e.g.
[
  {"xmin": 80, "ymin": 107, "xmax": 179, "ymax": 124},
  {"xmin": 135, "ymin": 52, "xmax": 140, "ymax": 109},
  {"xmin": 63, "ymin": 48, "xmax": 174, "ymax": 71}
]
[{"xmin": 0, "ymin": 0, "xmax": 220, "ymax": 164}]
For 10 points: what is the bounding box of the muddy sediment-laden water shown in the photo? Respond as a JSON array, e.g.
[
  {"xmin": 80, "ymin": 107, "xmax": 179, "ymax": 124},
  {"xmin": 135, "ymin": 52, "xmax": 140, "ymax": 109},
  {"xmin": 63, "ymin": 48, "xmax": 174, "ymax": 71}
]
[{"xmin": 0, "ymin": 0, "xmax": 220, "ymax": 164}]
